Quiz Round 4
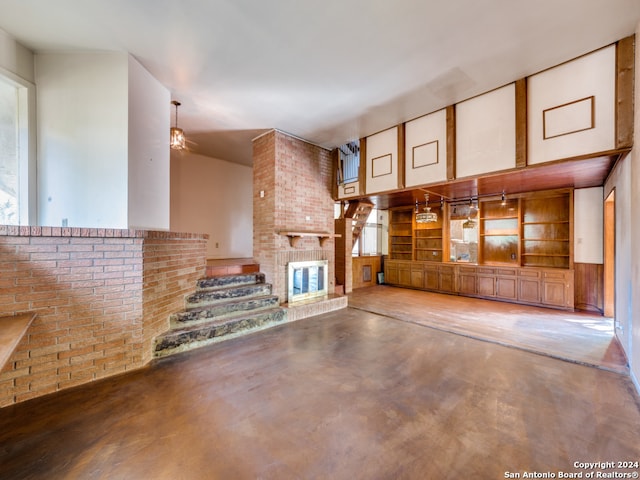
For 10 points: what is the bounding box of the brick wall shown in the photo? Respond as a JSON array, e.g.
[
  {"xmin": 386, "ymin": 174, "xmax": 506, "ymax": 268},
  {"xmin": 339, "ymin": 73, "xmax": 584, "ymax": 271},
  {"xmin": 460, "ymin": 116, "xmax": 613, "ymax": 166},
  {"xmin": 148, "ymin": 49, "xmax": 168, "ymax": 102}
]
[
  {"xmin": 253, "ymin": 130, "xmax": 336, "ymax": 302},
  {"xmin": 0, "ymin": 226, "xmax": 207, "ymax": 407}
]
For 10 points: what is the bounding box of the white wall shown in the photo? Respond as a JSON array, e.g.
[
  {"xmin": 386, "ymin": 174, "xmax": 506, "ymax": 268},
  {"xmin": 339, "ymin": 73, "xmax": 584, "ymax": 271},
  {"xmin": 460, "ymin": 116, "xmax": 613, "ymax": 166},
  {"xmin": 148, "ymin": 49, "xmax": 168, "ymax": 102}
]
[
  {"xmin": 170, "ymin": 151, "xmax": 252, "ymax": 258},
  {"xmin": 36, "ymin": 52, "xmax": 129, "ymax": 228},
  {"xmin": 127, "ymin": 56, "xmax": 170, "ymax": 230},
  {"xmin": 604, "ymin": 24, "xmax": 640, "ymax": 394},
  {"xmin": 456, "ymin": 83, "xmax": 516, "ymax": 178},
  {"xmin": 574, "ymin": 187, "xmax": 603, "ymax": 264},
  {"xmin": 0, "ymin": 28, "xmax": 34, "ymax": 83},
  {"xmin": 630, "ymin": 22, "xmax": 640, "ymax": 393}
]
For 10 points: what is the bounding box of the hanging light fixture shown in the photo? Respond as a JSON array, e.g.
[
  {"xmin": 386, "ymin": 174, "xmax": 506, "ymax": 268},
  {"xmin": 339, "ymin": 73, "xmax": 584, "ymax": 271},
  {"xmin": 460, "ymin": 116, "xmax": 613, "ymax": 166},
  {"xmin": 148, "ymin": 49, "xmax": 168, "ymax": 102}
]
[
  {"xmin": 170, "ymin": 100, "xmax": 187, "ymax": 150},
  {"xmin": 416, "ymin": 193, "xmax": 438, "ymax": 223},
  {"xmin": 463, "ymin": 196, "xmax": 477, "ymax": 229}
]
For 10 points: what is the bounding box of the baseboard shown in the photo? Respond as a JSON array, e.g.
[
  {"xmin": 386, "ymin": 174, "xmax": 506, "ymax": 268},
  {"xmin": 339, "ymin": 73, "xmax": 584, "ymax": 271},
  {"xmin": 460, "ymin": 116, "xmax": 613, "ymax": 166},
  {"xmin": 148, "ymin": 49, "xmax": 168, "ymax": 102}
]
[{"xmin": 631, "ymin": 368, "xmax": 640, "ymax": 398}]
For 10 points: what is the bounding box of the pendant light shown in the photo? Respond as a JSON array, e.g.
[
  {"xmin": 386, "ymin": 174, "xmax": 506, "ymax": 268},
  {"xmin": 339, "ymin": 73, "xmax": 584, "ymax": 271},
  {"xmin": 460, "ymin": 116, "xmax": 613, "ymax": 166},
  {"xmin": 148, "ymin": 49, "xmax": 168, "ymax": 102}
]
[
  {"xmin": 416, "ymin": 193, "xmax": 438, "ymax": 223},
  {"xmin": 170, "ymin": 100, "xmax": 187, "ymax": 150}
]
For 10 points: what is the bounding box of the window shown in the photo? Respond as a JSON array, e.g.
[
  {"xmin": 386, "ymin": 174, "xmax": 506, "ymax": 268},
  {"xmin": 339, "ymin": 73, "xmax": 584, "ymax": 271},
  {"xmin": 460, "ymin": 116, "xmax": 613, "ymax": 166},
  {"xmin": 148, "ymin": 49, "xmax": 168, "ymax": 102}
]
[
  {"xmin": 0, "ymin": 73, "xmax": 33, "ymax": 225},
  {"xmin": 352, "ymin": 208, "xmax": 382, "ymax": 256},
  {"xmin": 0, "ymin": 78, "xmax": 18, "ymax": 224},
  {"xmin": 338, "ymin": 141, "xmax": 359, "ymax": 184}
]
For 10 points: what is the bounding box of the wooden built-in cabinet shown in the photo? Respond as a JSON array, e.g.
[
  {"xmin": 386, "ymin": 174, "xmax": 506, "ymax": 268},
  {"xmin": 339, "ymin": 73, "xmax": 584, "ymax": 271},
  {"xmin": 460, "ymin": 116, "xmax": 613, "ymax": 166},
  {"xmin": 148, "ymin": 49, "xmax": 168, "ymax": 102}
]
[
  {"xmin": 479, "ymin": 199, "xmax": 519, "ymax": 265},
  {"xmin": 389, "ymin": 208, "xmax": 414, "ymax": 260},
  {"xmin": 385, "ymin": 189, "xmax": 575, "ymax": 310},
  {"xmin": 385, "ymin": 261, "xmax": 574, "ymax": 310},
  {"xmin": 521, "ymin": 194, "xmax": 571, "ymax": 269}
]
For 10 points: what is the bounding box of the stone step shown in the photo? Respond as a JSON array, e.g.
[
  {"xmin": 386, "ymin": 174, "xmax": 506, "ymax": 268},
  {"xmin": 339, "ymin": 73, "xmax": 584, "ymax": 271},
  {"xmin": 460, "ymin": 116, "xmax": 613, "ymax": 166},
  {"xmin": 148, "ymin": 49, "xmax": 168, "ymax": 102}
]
[
  {"xmin": 154, "ymin": 307, "xmax": 287, "ymax": 358},
  {"xmin": 171, "ymin": 295, "xmax": 280, "ymax": 326},
  {"xmin": 196, "ymin": 273, "xmax": 265, "ymax": 292},
  {"xmin": 186, "ymin": 283, "xmax": 272, "ymax": 309}
]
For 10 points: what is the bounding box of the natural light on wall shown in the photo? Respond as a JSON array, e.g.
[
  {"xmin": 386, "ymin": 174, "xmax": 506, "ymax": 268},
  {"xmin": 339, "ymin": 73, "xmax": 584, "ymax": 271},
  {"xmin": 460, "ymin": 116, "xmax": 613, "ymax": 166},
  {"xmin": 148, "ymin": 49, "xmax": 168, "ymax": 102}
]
[{"xmin": 0, "ymin": 77, "xmax": 19, "ymax": 224}]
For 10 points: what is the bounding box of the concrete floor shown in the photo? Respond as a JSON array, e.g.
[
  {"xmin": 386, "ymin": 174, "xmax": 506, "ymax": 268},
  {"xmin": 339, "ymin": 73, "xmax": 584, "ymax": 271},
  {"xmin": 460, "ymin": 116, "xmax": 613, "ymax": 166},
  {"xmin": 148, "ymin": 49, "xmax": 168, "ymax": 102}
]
[{"xmin": 0, "ymin": 292, "xmax": 639, "ymax": 479}]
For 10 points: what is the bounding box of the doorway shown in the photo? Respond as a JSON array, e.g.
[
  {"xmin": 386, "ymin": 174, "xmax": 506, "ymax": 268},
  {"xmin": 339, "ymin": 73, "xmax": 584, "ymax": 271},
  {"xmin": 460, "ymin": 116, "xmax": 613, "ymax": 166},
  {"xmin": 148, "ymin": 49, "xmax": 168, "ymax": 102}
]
[{"xmin": 603, "ymin": 190, "xmax": 615, "ymax": 318}]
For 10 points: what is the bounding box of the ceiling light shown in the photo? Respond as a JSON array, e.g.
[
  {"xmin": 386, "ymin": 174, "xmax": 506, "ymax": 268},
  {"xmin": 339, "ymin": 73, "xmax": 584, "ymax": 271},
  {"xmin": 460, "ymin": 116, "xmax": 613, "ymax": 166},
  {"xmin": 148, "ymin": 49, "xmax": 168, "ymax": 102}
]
[
  {"xmin": 170, "ymin": 100, "xmax": 187, "ymax": 150},
  {"xmin": 416, "ymin": 193, "xmax": 438, "ymax": 223}
]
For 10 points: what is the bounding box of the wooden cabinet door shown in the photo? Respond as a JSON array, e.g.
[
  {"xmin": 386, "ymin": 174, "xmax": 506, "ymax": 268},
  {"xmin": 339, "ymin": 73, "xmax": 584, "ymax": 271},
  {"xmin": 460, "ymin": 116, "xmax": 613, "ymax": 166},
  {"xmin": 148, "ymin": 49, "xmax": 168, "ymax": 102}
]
[
  {"xmin": 477, "ymin": 275, "xmax": 496, "ymax": 297},
  {"xmin": 439, "ymin": 266, "xmax": 456, "ymax": 293},
  {"xmin": 424, "ymin": 265, "xmax": 439, "ymax": 290},
  {"xmin": 385, "ymin": 263, "xmax": 399, "ymax": 285},
  {"xmin": 542, "ymin": 279, "xmax": 568, "ymax": 308},
  {"xmin": 518, "ymin": 278, "xmax": 541, "ymax": 304},
  {"xmin": 458, "ymin": 268, "xmax": 477, "ymax": 295},
  {"xmin": 496, "ymin": 276, "xmax": 517, "ymax": 300},
  {"xmin": 410, "ymin": 267, "xmax": 424, "ymax": 289},
  {"xmin": 398, "ymin": 265, "xmax": 411, "ymax": 286}
]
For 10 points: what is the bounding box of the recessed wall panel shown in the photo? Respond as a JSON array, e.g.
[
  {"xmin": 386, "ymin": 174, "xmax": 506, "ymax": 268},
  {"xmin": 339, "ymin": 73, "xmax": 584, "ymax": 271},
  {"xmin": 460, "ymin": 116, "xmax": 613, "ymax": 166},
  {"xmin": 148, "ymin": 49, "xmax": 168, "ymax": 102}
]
[
  {"xmin": 365, "ymin": 126, "xmax": 398, "ymax": 194},
  {"xmin": 337, "ymin": 181, "xmax": 360, "ymax": 199},
  {"xmin": 528, "ymin": 45, "xmax": 615, "ymax": 164},
  {"xmin": 405, "ymin": 109, "xmax": 447, "ymax": 187}
]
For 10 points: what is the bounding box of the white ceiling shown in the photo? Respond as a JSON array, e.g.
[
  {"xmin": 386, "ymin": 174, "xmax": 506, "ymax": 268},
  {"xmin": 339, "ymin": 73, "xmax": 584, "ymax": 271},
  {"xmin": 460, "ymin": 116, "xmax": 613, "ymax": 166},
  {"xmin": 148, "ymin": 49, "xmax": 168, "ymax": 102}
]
[{"xmin": 2, "ymin": 0, "xmax": 640, "ymax": 166}]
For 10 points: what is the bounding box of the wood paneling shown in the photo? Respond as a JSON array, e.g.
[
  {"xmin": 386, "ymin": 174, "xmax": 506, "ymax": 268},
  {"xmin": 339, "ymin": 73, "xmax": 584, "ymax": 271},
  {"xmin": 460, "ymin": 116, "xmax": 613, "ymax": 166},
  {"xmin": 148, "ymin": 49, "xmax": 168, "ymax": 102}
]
[
  {"xmin": 364, "ymin": 152, "xmax": 620, "ymax": 210},
  {"xmin": 352, "ymin": 255, "xmax": 382, "ymax": 290},
  {"xmin": 616, "ymin": 35, "xmax": 634, "ymax": 149},
  {"xmin": 574, "ymin": 262, "xmax": 604, "ymax": 313},
  {"xmin": 515, "ymin": 78, "xmax": 527, "ymax": 168},
  {"xmin": 446, "ymin": 105, "xmax": 456, "ymax": 180}
]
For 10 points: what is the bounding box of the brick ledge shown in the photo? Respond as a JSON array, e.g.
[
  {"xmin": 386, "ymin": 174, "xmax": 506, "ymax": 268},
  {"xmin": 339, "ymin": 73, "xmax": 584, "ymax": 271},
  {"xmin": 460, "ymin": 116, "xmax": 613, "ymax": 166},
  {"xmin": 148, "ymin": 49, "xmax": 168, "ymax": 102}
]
[{"xmin": 0, "ymin": 225, "xmax": 209, "ymax": 240}]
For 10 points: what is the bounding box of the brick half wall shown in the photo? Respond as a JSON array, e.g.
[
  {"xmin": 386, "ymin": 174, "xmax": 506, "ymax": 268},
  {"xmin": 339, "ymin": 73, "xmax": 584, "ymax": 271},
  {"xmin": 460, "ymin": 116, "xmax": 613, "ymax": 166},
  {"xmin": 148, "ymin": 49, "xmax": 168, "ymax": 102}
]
[{"xmin": 0, "ymin": 226, "xmax": 207, "ymax": 407}]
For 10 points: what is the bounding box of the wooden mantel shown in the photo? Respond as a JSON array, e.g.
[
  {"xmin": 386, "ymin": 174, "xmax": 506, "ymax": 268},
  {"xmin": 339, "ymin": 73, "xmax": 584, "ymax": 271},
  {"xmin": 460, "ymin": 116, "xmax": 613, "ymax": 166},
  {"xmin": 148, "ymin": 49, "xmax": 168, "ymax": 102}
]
[{"xmin": 278, "ymin": 231, "xmax": 341, "ymax": 248}]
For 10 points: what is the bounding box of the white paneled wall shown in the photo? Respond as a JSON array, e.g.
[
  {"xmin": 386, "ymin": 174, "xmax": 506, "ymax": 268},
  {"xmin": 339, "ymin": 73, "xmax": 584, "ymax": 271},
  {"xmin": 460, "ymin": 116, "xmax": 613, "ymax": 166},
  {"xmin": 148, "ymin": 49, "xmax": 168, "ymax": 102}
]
[
  {"xmin": 404, "ymin": 109, "xmax": 447, "ymax": 187},
  {"xmin": 365, "ymin": 126, "xmax": 399, "ymax": 194},
  {"xmin": 455, "ymin": 83, "xmax": 516, "ymax": 178},
  {"xmin": 528, "ymin": 45, "xmax": 616, "ymax": 164}
]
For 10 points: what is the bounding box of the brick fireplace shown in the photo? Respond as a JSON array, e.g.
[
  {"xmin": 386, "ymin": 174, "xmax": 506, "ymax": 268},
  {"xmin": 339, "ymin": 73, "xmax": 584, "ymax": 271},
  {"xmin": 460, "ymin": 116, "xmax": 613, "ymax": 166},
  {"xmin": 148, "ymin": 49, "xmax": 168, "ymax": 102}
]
[{"xmin": 252, "ymin": 130, "xmax": 346, "ymax": 319}]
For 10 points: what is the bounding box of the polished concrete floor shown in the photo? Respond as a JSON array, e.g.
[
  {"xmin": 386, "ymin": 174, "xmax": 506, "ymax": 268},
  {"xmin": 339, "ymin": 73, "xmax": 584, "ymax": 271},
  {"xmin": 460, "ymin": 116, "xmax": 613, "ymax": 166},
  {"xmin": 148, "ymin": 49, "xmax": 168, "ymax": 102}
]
[
  {"xmin": 1, "ymin": 292, "xmax": 639, "ymax": 479},
  {"xmin": 350, "ymin": 285, "xmax": 628, "ymax": 373}
]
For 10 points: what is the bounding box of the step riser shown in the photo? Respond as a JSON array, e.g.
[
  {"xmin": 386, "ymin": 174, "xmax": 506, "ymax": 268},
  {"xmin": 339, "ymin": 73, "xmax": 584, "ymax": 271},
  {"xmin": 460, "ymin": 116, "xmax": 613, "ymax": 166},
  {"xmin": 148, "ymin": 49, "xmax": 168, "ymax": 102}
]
[
  {"xmin": 154, "ymin": 309, "xmax": 286, "ymax": 357},
  {"xmin": 186, "ymin": 284, "xmax": 272, "ymax": 308},
  {"xmin": 172, "ymin": 296, "xmax": 279, "ymax": 325},
  {"xmin": 197, "ymin": 273, "xmax": 265, "ymax": 291}
]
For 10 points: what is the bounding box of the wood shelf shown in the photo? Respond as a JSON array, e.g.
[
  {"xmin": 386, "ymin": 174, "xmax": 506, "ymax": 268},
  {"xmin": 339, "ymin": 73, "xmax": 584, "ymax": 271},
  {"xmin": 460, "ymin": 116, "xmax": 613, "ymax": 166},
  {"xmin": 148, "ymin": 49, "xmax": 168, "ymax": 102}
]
[
  {"xmin": 278, "ymin": 231, "xmax": 341, "ymax": 248},
  {"xmin": 0, "ymin": 312, "xmax": 36, "ymax": 372}
]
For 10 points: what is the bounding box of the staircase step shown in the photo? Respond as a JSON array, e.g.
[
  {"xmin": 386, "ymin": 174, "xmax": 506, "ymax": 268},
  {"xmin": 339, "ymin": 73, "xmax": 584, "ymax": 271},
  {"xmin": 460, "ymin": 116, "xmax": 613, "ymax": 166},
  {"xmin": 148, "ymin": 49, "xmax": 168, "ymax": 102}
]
[
  {"xmin": 186, "ymin": 283, "xmax": 272, "ymax": 309},
  {"xmin": 205, "ymin": 258, "xmax": 260, "ymax": 277},
  {"xmin": 172, "ymin": 295, "xmax": 280, "ymax": 325},
  {"xmin": 154, "ymin": 307, "xmax": 287, "ymax": 357},
  {"xmin": 196, "ymin": 273, "xmax": 265, "ymax": 291}
]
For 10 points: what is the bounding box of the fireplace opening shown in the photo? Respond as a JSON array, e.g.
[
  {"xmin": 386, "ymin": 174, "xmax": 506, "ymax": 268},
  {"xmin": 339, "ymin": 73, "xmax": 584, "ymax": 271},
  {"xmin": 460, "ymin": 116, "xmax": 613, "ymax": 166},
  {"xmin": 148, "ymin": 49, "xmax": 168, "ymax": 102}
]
[{"xmin": 288, "ymin": 260, "xmax": 328, "ymax": 303}]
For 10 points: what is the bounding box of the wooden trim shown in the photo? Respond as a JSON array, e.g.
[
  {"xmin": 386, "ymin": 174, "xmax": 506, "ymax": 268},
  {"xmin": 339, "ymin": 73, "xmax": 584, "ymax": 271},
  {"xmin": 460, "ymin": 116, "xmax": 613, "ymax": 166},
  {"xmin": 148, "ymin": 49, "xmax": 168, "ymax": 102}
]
[
  {"xmin": 616, "ymin": 35, "xmax": 634, "ymax": 149},
  {"xmin": 446, "ymin": 105, "xmax": 456, "ymax": 180},
  {"xmin": 371, "ymin": 154, "xmax": 393, "ymax": 178},
  {"xmin": 515, "ymin": 78, "xmax": 527, "ymax": 168},
  {"xmin": 542, "ymin": 96, "xmax": 595, "ymax": 140},
  {"xmin": 359, "ymin": 137, "xmax": 366, "ymax": 195},
  {"xmin": 412, "ymin": 140, "xmax": 439, "ymax": 169},
  {"xmin": 604, "ymin": 189, "xmax": 615, "ymax": 317},
  {"xmin": 331, "ymin": 148, "xmax": 339, "ymax": 200},
  {"xmin": 397, "ymin": 123, "xmax": 405, "ymax": 189}
]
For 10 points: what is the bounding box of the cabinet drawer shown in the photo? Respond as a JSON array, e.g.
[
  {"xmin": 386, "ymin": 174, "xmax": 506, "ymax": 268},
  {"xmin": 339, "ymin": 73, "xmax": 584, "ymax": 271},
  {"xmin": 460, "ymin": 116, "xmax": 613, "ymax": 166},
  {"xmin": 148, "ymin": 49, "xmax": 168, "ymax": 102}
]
[
  {"xmin": 496, "ymin": 268, "xmax": 517, "ymax": 276},
  {"xmin": 518, "ymin": 269, "xmax": 541, "ymax": 278},
  {"xmin": 477, "ymin": 267, "xmax": 495, "ymax": 275},
  {"xmin": 458, "ymin": 266, "xmax": 477, "ymax": 274},
  {"xmin": 543, "ymin": 270, "xmax": 567, "ymax": 280}
]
